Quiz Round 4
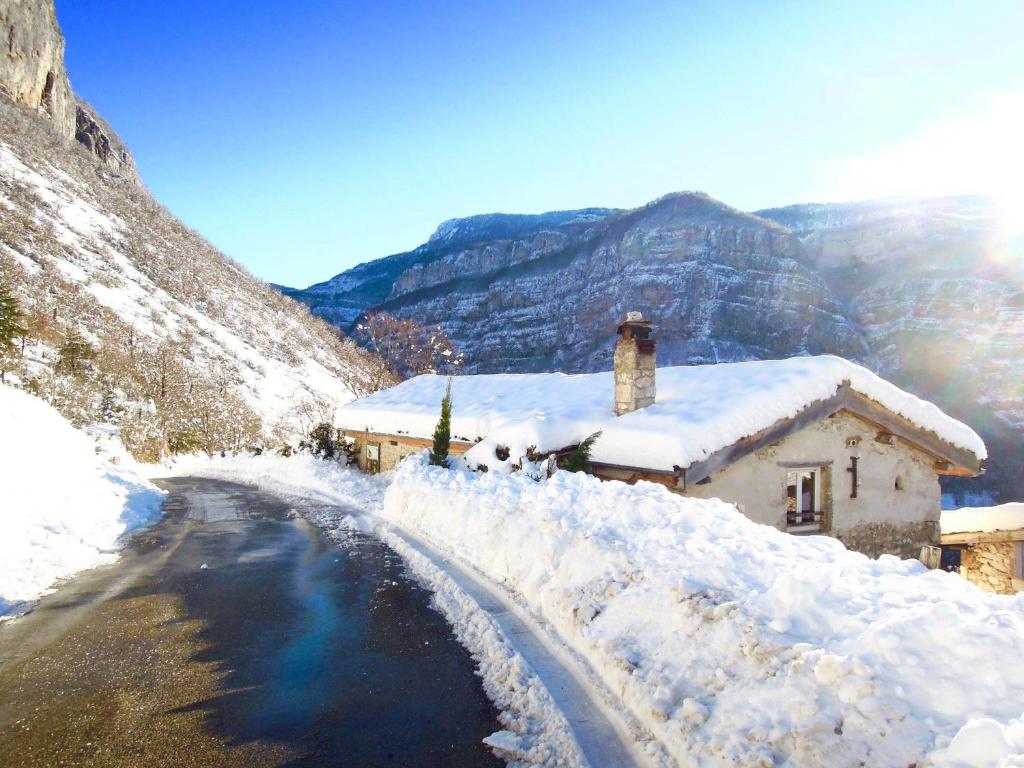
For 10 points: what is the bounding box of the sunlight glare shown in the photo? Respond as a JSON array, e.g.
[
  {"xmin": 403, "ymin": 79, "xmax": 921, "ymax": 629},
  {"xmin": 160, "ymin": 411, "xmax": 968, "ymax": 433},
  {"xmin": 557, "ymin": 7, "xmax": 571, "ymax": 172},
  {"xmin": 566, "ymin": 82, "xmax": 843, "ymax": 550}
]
[{"xmin": 827, "ymin": 92, "xmax": 1024, "ymax": 241}]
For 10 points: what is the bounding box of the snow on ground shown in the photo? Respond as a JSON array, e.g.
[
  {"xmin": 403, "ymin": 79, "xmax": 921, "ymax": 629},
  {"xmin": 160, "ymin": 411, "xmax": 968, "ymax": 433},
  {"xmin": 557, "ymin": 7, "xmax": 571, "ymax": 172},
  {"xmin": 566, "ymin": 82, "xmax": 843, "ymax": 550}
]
[
  {"xmin": 155, "ymin": 450, "xmax": 1024, "ymax": 767},
  {"xmin": 0, "ymin": 384, "xmax": 165, "ymax": 618},
  {"xmin": 942, "ymin": 503, "xmax": 1024, "ymax": 535},
  {"xmin": 138, "ymin": 452, "xmax": 389, "ymax": 509},
  {"xmin": 334, "ymin": 355, "xmax": 986, "ymax": 473},
  {"xmin": 382, "ymin": 455, "xmax": 1024, "ymax": 767}
]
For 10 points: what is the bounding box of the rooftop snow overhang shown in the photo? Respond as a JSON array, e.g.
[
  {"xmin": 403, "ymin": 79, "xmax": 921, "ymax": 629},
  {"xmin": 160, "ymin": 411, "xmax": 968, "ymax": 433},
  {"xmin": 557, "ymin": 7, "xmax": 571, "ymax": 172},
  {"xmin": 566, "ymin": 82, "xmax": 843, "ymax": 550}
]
[{"xmin": 667, "ymin": 383, "xmax": 983, "ymax": 486}]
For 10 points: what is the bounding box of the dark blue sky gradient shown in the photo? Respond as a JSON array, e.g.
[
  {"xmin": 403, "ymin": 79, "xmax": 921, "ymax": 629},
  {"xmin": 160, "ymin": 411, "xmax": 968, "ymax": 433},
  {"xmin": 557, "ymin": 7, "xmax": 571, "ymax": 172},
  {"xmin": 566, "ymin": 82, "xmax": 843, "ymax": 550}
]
[{"xmin": 55, "ymin": 1, "xmax": 1024, "ymax": 285}]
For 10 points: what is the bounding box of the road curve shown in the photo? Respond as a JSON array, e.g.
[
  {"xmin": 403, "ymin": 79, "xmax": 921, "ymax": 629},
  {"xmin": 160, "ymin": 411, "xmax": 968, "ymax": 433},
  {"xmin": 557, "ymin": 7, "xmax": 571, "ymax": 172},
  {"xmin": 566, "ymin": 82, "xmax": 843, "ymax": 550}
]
[
  {"xmin": 0, "ymin": 478, "xmax": 502, "ymax": 768},
  {"xmin": 378, "ymin": 522, "xmax": 652, "ymax": 768}
]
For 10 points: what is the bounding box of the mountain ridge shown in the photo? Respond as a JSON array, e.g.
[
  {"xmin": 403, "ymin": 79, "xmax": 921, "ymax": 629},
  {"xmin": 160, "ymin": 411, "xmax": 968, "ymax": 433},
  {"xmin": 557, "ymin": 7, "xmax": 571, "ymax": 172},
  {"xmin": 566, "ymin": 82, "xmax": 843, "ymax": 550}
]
[{"xmin": 283, "ymin": 191, "xmax": 1023, "ymax": 501}]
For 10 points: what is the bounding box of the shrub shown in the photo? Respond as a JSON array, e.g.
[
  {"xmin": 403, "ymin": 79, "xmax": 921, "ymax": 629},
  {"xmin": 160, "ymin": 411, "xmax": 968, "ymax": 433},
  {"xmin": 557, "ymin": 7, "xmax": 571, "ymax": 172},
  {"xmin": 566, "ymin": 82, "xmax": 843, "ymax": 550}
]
[
  {"xmin": 565, "ymin": 431, "xmax": 602, "ymax": 473},
  {"xmin": 308, "ymin": 422, "xmax": 337, "ymax": 459},
  {"xmin": 429, "ymin": 379, "xmax": 453, "ymax": 467}
]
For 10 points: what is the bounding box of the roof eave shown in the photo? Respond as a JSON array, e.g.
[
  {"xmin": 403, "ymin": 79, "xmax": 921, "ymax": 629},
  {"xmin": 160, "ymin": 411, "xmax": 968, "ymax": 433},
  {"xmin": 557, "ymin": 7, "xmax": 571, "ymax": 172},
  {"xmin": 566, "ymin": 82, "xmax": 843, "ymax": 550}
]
[{"xmin": 682, "ymin": 384, "xmax": 983, "ymax": 486}]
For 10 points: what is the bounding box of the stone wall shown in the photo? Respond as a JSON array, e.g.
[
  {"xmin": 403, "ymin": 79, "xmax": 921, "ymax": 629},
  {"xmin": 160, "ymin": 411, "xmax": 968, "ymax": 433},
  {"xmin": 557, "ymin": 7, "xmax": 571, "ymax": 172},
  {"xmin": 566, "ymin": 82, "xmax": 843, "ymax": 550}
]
[
  {"xmin": 833, "ymin": 521, "xmax": 938, "ymax": 560},
  {"xmin": 347, "ymin": 432, "xmax": 469, "ymax": 472},
  {"xmin": 960, "ymin": 542, "xmax": 1020, "ymax": 595},
  {"xmin": 613, "ymin": 338, "xmax": 655, "ymax": 415}
]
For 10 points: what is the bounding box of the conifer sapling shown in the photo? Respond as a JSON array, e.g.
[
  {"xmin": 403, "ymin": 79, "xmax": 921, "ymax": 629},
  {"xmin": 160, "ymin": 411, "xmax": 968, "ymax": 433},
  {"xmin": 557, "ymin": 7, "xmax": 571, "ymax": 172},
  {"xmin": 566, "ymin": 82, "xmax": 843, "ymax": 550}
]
[
  {"xmin": 0, "ymin": 284, "xmax": 26, "ymax": 382},
  {"xmin": 429, "ymin": 379, "xmax": 453, "ymax": 467},
  {"xmin": 566, "ymin": 430, "xmax": 602, "ymax": 473}
]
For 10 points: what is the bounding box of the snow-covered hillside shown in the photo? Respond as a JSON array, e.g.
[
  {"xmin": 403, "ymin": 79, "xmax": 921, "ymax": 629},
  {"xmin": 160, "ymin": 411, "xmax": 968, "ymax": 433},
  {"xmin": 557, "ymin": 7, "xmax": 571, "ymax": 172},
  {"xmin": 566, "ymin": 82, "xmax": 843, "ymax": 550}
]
[
  {"xmin": 0, "ymin": 384, "xmax": 164, "ymax": 617},
  {"xmin": 0, "ymin": 93, "xmax": 380, "ymax": 457}
]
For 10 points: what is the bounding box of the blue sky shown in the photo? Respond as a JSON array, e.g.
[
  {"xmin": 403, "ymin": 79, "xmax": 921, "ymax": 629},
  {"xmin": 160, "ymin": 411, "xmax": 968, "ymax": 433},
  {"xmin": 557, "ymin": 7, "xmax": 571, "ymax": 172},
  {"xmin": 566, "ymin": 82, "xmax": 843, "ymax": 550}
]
[{"xmin": 57, "ymin": 1, "xmax": 1024, "ymax": 286}]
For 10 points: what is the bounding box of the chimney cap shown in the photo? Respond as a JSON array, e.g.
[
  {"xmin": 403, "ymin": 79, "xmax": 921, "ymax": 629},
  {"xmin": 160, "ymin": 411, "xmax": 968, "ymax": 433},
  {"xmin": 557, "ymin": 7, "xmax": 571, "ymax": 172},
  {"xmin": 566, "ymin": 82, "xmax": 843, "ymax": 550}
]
[{"xmin": 617, "ymin": 311, "xmax": 653, "ymax": 339}]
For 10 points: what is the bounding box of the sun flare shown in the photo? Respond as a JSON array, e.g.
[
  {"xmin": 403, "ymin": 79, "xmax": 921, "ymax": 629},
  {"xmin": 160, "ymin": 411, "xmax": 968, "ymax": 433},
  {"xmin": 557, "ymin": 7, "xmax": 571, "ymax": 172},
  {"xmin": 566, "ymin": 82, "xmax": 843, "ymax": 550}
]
[{"xmin": 829, "ymin": 91, "xmax": 1024, "ymax": 244}]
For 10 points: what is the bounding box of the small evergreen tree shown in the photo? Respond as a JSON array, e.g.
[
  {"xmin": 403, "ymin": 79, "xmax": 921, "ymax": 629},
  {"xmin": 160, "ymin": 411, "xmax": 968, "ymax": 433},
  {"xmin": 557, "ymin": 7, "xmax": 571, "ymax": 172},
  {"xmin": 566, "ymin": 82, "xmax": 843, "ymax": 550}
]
[
  {"xmin": 309, "ymin": 422, "xmax": 337, "ymax": 459},
  {"xmin": 58, "ymin": 329, "xmax": 95, "ymax": 376},
  {"xmin": 565, "ymin": 431, "xmax": 602, "ymax": 473},
  {"xmin": 0, "ymin": 284, "xmax": 26, "ymax": 382},
  {"xmin": 429, "ymin": 379, "xmax": 453, "ymax": 467}
]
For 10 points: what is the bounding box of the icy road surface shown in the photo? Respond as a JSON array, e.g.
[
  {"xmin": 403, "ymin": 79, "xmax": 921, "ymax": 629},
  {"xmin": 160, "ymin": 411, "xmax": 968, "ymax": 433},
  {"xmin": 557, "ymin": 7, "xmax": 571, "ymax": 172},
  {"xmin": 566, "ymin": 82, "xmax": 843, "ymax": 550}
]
[{"xmin": 0, "ymin": 478, "xmax": 501, "ymax": 767}]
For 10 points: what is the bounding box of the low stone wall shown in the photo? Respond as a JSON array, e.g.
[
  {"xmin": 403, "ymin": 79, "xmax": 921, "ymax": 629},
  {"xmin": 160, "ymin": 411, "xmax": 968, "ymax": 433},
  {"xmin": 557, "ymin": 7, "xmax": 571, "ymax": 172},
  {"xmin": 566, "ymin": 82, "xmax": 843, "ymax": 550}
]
[
  {"xmin": 347, "ymin": 432, "xmax": 470, "ymax": 473},
  {"xmin": 833, "ymin": 520, "xmax": 939, "ymax": 560},
  {"xmin": 960, "ymin": 542, "xmax": 1017, "ymax": 595}
]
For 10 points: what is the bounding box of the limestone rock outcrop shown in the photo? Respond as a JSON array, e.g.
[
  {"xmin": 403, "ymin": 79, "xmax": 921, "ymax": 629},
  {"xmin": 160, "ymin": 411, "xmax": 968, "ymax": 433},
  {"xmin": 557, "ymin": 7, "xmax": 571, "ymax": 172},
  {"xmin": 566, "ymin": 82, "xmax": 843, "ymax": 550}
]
[
  {"xmin": 1, "ymin": 0, "xmax": 136, "ymax": 181},
  {"xmin": 286, "ymin": 192, "xmax": 867, "ymax": 373},
  {"xmin": 0, "ymin": 0, "xmax": 74, "ymax": 136},
  {"xmin": 74, "ymin": 101, "xmax": 137, "ymax": 178}
]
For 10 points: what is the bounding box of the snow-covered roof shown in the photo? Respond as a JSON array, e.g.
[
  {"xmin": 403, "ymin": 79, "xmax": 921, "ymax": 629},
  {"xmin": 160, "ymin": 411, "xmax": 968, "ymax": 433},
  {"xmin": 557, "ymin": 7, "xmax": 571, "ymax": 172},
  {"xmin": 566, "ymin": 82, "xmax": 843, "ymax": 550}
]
[
  {"xmin": 335, "ymin": 355, "xmax": 986, "ymax": 472},
  {"xmin": 942, "ymin": 504, "xmax": 1024, "ymax": 536}
]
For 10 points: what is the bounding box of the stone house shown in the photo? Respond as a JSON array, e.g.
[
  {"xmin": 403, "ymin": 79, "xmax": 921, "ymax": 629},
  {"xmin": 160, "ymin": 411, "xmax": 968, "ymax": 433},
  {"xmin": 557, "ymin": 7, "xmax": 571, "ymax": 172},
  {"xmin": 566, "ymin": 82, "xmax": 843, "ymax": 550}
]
[
  {"xmin": 336, "ymin": 313, "xmax": 986, "ymax": 559},
  {"xmin": 940, "ymin": 504, "xmax": 1024, "ymax": 594}
]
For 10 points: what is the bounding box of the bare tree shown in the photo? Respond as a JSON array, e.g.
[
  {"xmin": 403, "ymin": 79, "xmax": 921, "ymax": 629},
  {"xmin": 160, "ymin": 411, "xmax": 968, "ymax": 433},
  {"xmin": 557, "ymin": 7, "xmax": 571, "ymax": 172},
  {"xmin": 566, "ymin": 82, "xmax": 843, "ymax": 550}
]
[
  {"xmin": 355, "ymin": 311, "xmax": 463, "ymax": 384},
  {"xmin": 335, "ymin": 335, "xmax": 398, "ymax": 397}
]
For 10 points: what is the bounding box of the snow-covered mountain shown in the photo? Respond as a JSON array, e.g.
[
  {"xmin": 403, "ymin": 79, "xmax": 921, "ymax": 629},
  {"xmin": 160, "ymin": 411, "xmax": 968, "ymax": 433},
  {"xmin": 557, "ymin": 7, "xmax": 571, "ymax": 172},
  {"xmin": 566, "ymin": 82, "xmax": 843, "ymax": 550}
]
[
  {"xmin": 0, "ymin": 0, "xmax": 379, "ymax": 458},
  {"xmin": 285, "ymin": 192, "xmax": 866, "ymax": 370},
  {"xmin": 285, "ymin": 194, "xmax": 1023, "ymax": 501}
]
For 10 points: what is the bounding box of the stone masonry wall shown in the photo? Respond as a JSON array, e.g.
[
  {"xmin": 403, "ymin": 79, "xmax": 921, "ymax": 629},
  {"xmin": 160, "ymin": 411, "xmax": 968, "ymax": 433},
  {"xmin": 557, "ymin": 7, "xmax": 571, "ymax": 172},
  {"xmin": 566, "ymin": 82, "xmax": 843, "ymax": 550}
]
[
  {"xmin": 833, "ymin": 520, "xmax": 938, "ymax": 560},
  {"xmin": 613, "ymin": 338, "xmax": 655, "ymax": 415},
  {"xmin": 960, "ymin": 542, "xmax": 1018, "ymax": 595},
  {"xmin": 347, "ymin": 433, "xmax": 469, "ymax": 472},
  {"xmin": 686, "ymin": 411, "xmax": 941, "ymax": 559}
]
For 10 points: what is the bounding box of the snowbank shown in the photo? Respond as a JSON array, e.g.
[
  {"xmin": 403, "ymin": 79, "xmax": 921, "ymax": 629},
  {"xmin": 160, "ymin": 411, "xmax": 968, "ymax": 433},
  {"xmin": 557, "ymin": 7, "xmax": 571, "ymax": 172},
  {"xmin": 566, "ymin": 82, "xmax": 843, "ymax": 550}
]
[
  {"xmin": 942, "ymin": 503, "xmax": 1024, "ymax": 535},
  {"xmin": 334, "ymin": 355, "xmax": 986, "ymax": 473},
  {"xmin": 382, "ymin": 455, "xmax": 1024, "ymax": 767},
  {"xmin": 137, "ymin": 451, "xmax": 389, "ymax": 510},
  {"xmin": 0, "ymin": 385, "xmax": 165, "ymax": 617}
]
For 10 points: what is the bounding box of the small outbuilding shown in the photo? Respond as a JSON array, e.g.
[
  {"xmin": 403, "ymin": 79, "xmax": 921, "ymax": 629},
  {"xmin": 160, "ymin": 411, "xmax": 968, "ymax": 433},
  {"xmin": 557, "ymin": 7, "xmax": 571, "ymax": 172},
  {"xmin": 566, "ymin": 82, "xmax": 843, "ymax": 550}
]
[
  {"xmin": 337, "ymin": 313, "xmax": 986, "ymax": 559},
  {"xmin": 940, "ymin": 504, "xmax": 1024, "ymax": 594}
]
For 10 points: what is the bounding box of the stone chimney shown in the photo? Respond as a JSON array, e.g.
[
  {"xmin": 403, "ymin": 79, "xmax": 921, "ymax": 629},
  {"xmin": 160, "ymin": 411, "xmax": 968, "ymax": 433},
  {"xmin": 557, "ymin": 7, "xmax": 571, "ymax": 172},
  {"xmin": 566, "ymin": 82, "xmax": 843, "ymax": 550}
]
[{"xmin": 614, "ymin": 311, "xmax": 656, "ymax": 415}]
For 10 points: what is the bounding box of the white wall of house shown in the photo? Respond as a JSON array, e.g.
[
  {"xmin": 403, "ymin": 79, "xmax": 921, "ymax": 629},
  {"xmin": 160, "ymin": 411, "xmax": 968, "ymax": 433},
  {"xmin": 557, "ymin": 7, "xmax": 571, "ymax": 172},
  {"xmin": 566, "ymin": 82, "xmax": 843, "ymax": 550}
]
[{"xmin": 685, "ymin": 411, "xmax": 940, "ymax": 558}]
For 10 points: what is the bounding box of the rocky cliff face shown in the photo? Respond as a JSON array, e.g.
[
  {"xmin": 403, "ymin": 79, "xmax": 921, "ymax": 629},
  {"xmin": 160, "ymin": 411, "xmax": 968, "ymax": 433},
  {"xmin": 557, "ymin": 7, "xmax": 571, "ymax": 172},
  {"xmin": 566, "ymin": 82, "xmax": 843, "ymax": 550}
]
[
  {"xmin": 73, "ymin": 100, "xmax": 136, "ymax": 178},
  {"xmin": 288, "ymin": 194, "xmax": 1023, "ymax": 501},
  {"xmin": 1, "ymin": 0, "xmax": 135, "ymax": 181},
  {"xmin": 0, "ymin": 0, "xmax": 73, "ymax": 136},
  {"xmin": 288, "ymin": 193, "xmax": 867, "ymax": 373}
]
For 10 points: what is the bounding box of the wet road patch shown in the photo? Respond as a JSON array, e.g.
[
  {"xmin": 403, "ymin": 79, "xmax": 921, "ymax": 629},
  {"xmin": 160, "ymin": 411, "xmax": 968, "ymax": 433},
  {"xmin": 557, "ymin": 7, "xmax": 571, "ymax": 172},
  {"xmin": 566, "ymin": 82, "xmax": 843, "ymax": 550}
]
[{"xmin": 0, "ymin": 477, "xmax": 502, "ymax": 767}]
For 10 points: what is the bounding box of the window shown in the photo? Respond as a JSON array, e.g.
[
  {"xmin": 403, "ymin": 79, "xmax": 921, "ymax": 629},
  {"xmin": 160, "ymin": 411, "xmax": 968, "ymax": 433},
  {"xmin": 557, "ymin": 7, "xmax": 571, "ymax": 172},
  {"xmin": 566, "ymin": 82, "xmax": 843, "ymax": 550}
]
[
  {"xmin": 895, "ymin": 475, "xmax": 905, "ymax": 491},
  {"xmin": 1015, "ymin": 543, "xmax": 1024, "ymax": 580},
  {"xmin": 786, "ymin": 468, "xmax": 822, "ymax": 530}
]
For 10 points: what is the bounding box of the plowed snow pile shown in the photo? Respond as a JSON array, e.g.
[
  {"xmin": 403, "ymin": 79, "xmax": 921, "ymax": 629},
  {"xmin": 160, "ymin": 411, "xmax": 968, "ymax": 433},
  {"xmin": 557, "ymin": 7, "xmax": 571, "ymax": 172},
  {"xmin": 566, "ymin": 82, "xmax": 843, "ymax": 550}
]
[
  {"xmin": 0, "ymin": 384, "xmax": 164, "ymax": 616},
  {"xmin": 384, "ymin": 455, "xmax": 1024, "ymax": 767}
]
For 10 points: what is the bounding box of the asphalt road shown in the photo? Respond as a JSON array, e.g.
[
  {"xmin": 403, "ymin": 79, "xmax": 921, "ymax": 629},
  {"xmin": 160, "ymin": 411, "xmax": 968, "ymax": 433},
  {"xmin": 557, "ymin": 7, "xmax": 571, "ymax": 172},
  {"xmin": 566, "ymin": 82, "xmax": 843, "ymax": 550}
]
[{"xmin": 0, "ymin": 477, "xmax": 502, "ymax": 768}]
